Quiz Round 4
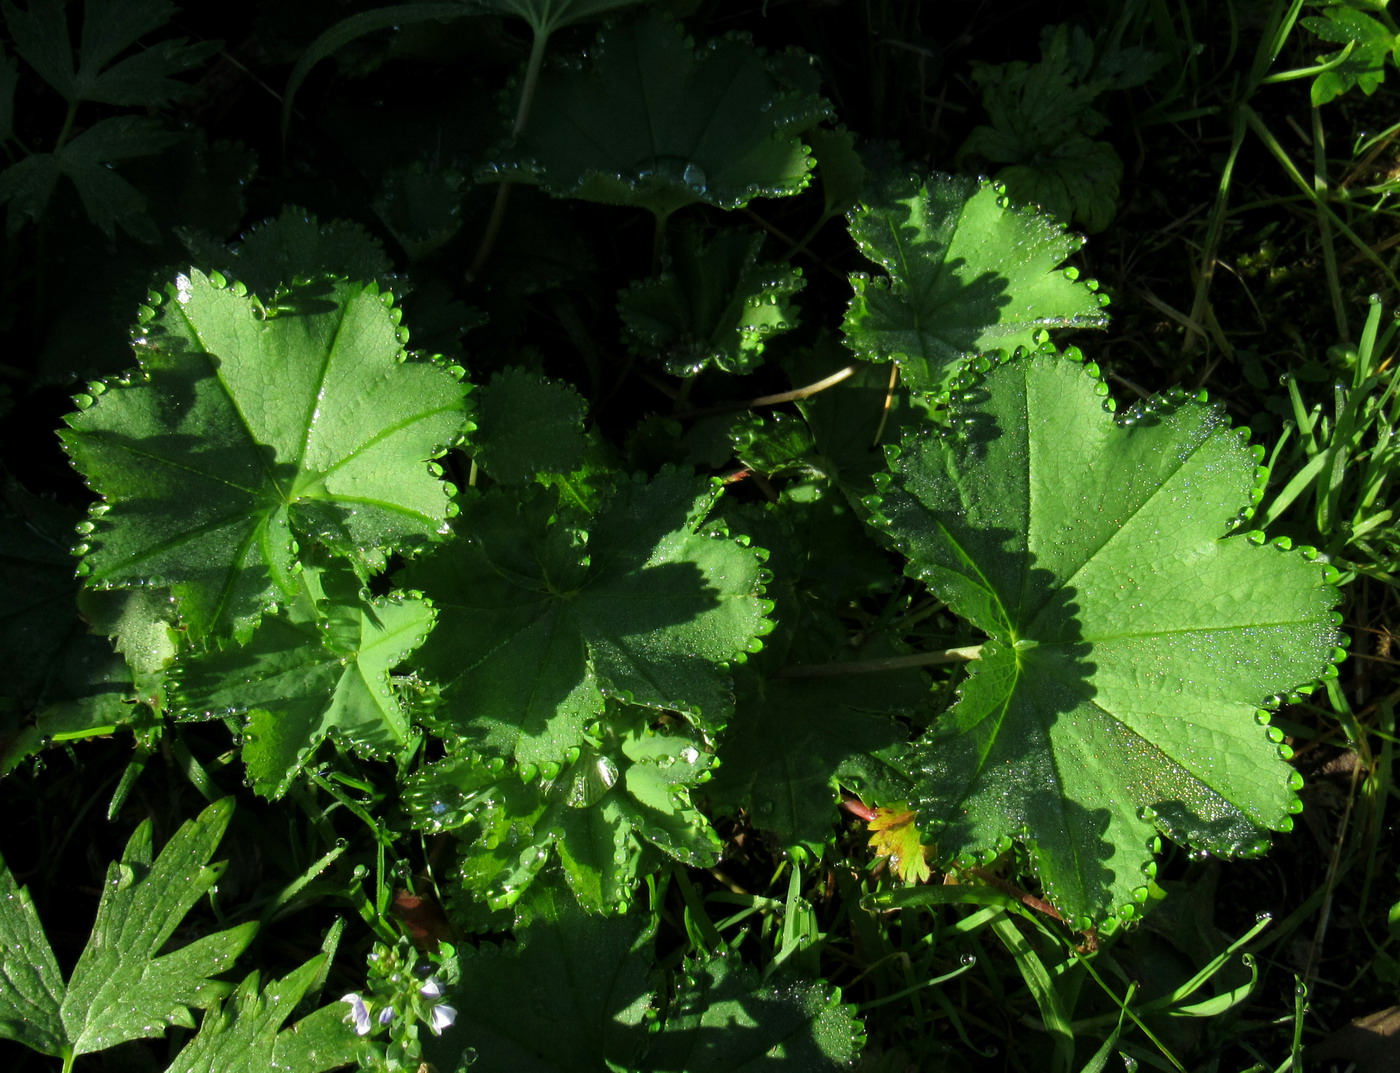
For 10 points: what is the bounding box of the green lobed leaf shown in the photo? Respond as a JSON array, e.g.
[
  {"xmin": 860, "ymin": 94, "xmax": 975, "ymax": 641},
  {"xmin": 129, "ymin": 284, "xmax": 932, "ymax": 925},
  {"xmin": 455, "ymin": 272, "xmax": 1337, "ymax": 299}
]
[
  {"xmin": 647, "ymin": 953, "xmax": 865, "ymax": 1072},
  {"xmin": 406, "ymin": 707, "xmax": 720, "ymax": 914},
  {"xmin": 179, "ymin": 206, "xmax": 394, "ymax": 298},
  {"xmin": 0, "ymin": 850, "xmax": 65, "ymax": 1055},
  {"xmin": 957, "ymin": 26, "xmax": 1136, "ymax": 232},
  {"xmin": 483, "ymin": 11, "xmax": 832, "ymax": 218},
  {"xmin": 472, "ymin": 366, "xmax": 587, "ymax": 483},
  {"xmin": 842, "ymin": 171, "xmax": 1108, "ymax": 393},
  {"xmin": 164, "ymin": 957, "xmax": 360, "ymax": 1073},
  {"xmin": 173, "ymin": 564, "xmax": 434, "ymax": 798},
  {"xmin": 0, "ymin": 798, "xmax": 256, "ymax": 1061},
  {"xmin": 403, "ymin": 471, "xmax": 770, "ymax": 766},
  {"xmin": 61, "ymin": 271, "xmax": 470, "ymax": 644},
  {"xmin": 423, "ymin": 884, "xmax": 653, "ymax": 1071},
  {"xmin": 867, "ymin": 348, "xmax": 1343, "ymax": 923}
]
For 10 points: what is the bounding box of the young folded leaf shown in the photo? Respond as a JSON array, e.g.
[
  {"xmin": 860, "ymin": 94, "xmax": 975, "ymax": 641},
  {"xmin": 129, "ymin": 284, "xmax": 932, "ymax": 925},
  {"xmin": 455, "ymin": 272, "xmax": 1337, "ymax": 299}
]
[
  {"xmin": 406, "ymin": 707, "xmax": 720, "ymax": 916},
  {"xmin": 867, "ymin": 348, "xmax": 1343, "ymax": 924},
  {"xmin": 619, "ymin": 222, "xmax": 804, "ymax": 377}
]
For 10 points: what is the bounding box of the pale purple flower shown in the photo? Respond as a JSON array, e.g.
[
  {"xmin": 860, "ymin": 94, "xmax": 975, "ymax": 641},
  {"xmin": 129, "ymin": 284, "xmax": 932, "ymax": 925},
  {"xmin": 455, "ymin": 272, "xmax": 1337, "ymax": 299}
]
[
  {"xmin": 341, "ymin": 993, "xmax": 372, "ymax": 1036},
  {"xmin": 419, "ymin": 979, "xmax": 443, "ymax": 999},
  {"xmin": 377, "ymin": 1006, "xmax": 395, "ymax": 1026},
  {"xmin": 429, "ymin": 1003, "xmax": 457, "ymax": 1035}
]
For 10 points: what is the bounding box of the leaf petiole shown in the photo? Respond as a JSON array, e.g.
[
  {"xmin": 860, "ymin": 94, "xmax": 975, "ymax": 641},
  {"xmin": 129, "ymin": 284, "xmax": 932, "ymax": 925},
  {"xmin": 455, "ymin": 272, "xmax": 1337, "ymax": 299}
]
[{"xmin": 775, "ymin": 646, "xmax": 982, "ymax": 679}]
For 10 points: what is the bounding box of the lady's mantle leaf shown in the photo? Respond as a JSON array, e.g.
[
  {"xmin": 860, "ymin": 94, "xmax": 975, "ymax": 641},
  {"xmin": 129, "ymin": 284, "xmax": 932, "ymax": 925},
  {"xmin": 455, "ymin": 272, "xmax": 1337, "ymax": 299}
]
[
  {"xmin": 178, "ymin": 207, "xmax": 393, "ymax": 298},
  {"xmin": 0, "ymin": 798, "xmax": 255, "ymax": 1061},
  {"xmin": 484, "ymin": 11, "xmax": 832, "ymax": 218},
  {"xmin": 868, "ymin": 349, "xmax": 1342, "ymax": 923},
  {"xmin": 61, "ymin": 271, "xmax": 470, "ymax": 644},
  {"xmin": 647, "ymin": 954, "xmax": 864, "ymax": 1072},
  {"xmin": 619, "ymin": 223, "xmax": 804, "ymax": 376},
  {"xmin": 425, "ymin": 889, "xmax": 653, "ymax": 1071},
  {"xmin": 403, "ymin": 471, "xmax": 770, "ymax": 766},
  {"xmin": 406, "ymin": 709, "xmax": 719, "ymax": 915},
  {"xmin": 426, "ymin": 891, "xmax": 861, "ymax": 1072},
  {"xmin": 173, "ymin": 566, "xmax": 434, "ymax": 799},
  {"xmin": 842, "ymin": 172, "xmax": 1108, "ymax": 393},
  {"xmin": 472, "ymin": 367, "xmax": 586, "ymax": 484}
]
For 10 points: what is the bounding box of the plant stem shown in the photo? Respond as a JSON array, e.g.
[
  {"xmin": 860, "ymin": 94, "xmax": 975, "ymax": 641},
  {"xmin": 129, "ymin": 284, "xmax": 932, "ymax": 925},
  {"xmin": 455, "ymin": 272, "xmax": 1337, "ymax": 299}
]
[
  {"xmin": 675, "ymin": 364, "xmax": 859, "ymax": 418},
  {"xmin": 467, "ymin": 25, "xmax": 551, "ymax": 282},
  {"xmin": 775, "ymin": 646, "xmax": 982, "ymax": 679}
]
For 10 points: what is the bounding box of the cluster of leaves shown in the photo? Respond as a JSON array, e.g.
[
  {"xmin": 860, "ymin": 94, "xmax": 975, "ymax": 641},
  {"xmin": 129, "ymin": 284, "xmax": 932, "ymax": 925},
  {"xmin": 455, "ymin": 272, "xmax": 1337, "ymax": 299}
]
[{"xmin": 0, "ymin": 2, "xmax": 1369, "ymax": 1071}]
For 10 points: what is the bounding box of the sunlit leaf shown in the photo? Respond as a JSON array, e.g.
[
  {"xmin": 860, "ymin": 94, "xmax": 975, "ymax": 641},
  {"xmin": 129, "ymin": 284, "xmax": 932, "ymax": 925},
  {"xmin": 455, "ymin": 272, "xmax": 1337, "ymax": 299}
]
[
  {"xmin": 61, "ymin": 271, "xmax": 470, "ymax": 644},
  {"xmin": 868, "ymin": 348, "xmax": 1342, "ymax": 923}
]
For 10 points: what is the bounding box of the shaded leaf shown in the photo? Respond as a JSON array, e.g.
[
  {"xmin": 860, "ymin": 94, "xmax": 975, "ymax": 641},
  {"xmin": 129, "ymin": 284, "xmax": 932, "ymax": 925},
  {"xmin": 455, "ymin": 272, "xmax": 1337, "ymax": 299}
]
[
  {"xmin": 0, "ymin": 116, "xmax": 177, "ymax": 238},
  {"xmin": 403, "ymin": 472, "xmax": 770, "ymax": 765},
  {"xmin": 648, "ymin": 954, "xmax": 864, "ymax": 1072},
  {"xmin": 707, "ymin": 675, "xmax": 909, "ymax": 857},
  {"xmin": 472, "ymin": 367, "xmax": 587, "ymax": 483},
  {"xmin": 484, "ymin": 11, "xmax": 831, "ymax": 218},
  {"xmin": 179, "ymin": 206, "xmax": 394, "ymax": 298},
  {"xmin": 958, "ymin": 26, "xmax": 1130, "ymax": 231},
  {"xmin": 2, "ymin": 0, "xmax": 217, "ymax": 105},
  {"xmin": 423, "ymin": 886, "xmax": 653, "ymax": 1071}
]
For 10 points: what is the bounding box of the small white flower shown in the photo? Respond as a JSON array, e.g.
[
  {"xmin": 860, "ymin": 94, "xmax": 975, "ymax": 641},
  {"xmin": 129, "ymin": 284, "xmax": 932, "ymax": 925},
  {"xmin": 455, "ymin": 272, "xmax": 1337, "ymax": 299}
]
[
  {"xmin": 341, "ymin": 993, "xmax": 372, "ymax": 1036},
  {"xmin": 429, "ymin": 1003, "xmax": 457, "ymax": 1035},
  {"xmin": 419, "ymin": 979, "xmax": 443, "ymax": 999}
]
